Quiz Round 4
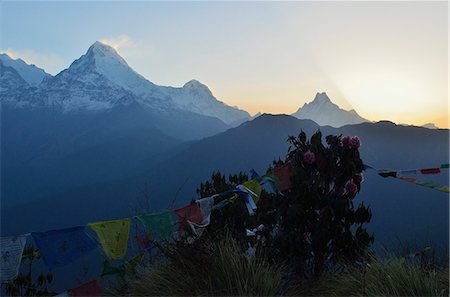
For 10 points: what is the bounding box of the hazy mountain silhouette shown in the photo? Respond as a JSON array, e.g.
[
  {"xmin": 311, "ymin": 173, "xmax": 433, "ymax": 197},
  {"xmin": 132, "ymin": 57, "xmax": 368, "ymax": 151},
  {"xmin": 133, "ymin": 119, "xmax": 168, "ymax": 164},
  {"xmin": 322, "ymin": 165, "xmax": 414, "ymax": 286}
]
[
  {"xmin": 1, "ymin": 42, "xmax": 246, "ymax": 206},
  {"xmin": 292, "ymin": 92, "xmax": 368, "ymax": 127},
  {"xmin": 3, "ymin": 114, "xmax": 448, "ymax": 247}
]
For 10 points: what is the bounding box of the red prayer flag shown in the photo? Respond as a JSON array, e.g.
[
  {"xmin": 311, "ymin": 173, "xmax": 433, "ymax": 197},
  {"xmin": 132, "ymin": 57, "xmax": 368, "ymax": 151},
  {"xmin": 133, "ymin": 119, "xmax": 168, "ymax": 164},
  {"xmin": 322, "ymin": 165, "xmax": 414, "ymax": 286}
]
[
  {"xmin": 173, "ymin": 203, "xmax": 204, "ymax": 224},
  {"xmin": 420, "ymin": 168, "xmax": 441, "ymax": 174},
  {"xmin": 173, "ymin": 203, "xmax": 204, "ymax": 233},
  {"xmin": 69, "ymin": 280, "xmax": 102, "ymax": 297},
  {"xmin": 272, "ymin": 163, "xmax": 293, "ymax": 191}
]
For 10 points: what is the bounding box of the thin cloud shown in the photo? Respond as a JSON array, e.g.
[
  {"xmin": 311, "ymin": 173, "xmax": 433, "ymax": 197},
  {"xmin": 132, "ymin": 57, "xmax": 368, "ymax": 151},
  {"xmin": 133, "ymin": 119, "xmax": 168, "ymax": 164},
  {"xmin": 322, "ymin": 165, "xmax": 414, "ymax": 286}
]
[{"xmin": 100, "ymin": 34, "xmax": 135, "ymax": 50}]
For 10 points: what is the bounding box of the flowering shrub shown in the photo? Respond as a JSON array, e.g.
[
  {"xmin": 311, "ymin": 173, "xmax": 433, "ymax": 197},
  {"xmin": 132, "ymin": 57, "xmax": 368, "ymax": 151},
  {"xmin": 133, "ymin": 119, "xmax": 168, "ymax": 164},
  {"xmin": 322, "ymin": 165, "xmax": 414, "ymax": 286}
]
[
  {"xmin": 197, "ymin": 131, "xmax": 373, "ymax": 279},
  {"xmin": 272, "ymin": 131, "xmax": 373, "ymax": 277}
]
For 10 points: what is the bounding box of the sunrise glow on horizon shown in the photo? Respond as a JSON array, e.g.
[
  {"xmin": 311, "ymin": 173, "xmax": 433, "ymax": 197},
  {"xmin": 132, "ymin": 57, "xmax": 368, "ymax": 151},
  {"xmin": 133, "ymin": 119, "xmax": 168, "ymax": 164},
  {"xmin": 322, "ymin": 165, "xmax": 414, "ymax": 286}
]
[{"xmin": 1, "ymin": 1, "xmax": 448, "ymax": 128}]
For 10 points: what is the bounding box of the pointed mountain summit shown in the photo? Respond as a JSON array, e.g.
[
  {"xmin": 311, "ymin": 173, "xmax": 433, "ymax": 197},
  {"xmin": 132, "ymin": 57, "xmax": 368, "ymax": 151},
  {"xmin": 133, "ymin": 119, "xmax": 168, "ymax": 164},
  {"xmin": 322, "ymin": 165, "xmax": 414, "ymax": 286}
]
[
  {"xmin": 292, "ymin": 92, "xmax": 368, "ymax": 127},
  {"xmin": 0, "ymin": 53, "xmax": 50, "ymax": 86},
  {"xmin": 168, "ymin": 79, "xmax": 250, "ymax": 125},
  {"xmin": 35, "ymin": 41, "xmax": 250, "ymax": 124},
  {"xmin": 45, "ymin": 41, "xmax": 156, "ymax": 95},
  {"xmin": 182, "ymin": 79, "xmax": 215, "ymax": 99}
]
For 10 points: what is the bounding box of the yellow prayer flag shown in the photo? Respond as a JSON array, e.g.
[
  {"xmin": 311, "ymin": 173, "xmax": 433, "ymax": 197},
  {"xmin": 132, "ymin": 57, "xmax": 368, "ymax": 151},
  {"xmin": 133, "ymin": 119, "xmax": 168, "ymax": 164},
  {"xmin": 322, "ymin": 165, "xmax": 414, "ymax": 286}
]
[
  {"xmin": 243, "ymin": 180, "xmax": 262, "ymax": 204},
  {"xmin": 88, "ymin": 218, "xmax": 131, "ymax": 259}
]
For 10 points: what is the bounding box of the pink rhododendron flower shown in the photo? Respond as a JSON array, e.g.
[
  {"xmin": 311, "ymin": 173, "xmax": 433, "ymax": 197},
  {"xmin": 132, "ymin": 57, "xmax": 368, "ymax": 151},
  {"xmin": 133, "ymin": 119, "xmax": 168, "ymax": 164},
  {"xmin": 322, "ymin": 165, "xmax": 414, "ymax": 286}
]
[
  {"xmin": 345, "ymin": 180, "xmax": 358, "ymax": 195},
  {"xmin": 341, "ymin": 136, "xmax": 351, "ymax": 147},
  {"xmin": 303, "ymin": 151, "xmax": 316, "ymax": 164},
  {"xmin": 350, "ymin": 136, "xmax": 361, "ymax": 149}
]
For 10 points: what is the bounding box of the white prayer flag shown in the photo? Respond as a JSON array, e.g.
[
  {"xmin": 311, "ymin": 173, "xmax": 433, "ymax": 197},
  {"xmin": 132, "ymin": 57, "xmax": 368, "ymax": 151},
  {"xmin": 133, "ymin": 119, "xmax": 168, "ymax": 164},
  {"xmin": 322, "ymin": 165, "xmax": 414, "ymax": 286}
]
[{"xmin": 1, "ymin": 235, "xmax": 27, "ymax": 283}]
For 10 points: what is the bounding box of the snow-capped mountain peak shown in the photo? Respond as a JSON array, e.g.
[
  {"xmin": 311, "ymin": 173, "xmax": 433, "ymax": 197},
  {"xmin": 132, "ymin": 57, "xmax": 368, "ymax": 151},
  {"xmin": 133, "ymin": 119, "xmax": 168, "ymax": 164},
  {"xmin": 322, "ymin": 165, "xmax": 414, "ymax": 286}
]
[
  {"xmin": 87, "ymin": 41, "xmax": 129, "ymax": 70},
  {"xmin": 312, "ymin": 92, "xmax": 332, "ymax": 104},
  {"xmin": 0, "ymin": 53, "xmax": 50, "ymax": 86},
  {"xmin": 182, "ymin": 79, "xmax": 213, "ymax": 97},
  {"xmin": 4, "ymin": 41, "xmax": 250, "ymax": 125},
  {"xmin": 292, "ymin": 92, "xmax": 368, "ymax": 127},
  {"xmin": 54, "ymin": 41, "xmax": 155, "ymax": 94}
]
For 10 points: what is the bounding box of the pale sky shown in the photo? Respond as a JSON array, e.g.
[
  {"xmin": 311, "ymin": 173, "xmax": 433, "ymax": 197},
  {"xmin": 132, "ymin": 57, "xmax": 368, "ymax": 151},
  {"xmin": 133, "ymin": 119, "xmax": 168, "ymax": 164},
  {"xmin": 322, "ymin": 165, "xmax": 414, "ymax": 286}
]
[{"xmin": 1, "ymin": 1, "xmax": 448, "ymax": 127}]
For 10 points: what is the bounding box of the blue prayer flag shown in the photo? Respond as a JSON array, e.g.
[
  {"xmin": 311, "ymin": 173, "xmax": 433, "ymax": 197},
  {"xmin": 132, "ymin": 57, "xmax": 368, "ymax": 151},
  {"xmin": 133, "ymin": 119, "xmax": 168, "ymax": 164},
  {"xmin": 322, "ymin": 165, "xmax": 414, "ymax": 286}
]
[{"xmin": 31, "ymin": 226, "xmax": 97, "ymax": 269}]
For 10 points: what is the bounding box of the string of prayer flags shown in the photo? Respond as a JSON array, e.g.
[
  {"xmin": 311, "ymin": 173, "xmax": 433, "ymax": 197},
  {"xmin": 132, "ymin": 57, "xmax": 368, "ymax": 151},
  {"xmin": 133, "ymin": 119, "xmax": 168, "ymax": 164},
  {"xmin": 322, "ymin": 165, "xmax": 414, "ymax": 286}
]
[
  {"xmin": 31, "ymin": 226, "xmax": 97, "ymax": 269},
  {"xmin": 378, "ymin": 170, "xmax": 397, "ymax": 178},
  {"xmin": 397, "ymin": 176, "xmax": 449, "ymax": 193},
  {"xmin": 136, "ymin": 211, "xmax": 175, "ymax": 243},
  {"xmin": 212, "ymin": 194, "xmax": 239, "ymax": 211},
  {"xmin": 242, "ymin": 180, "xmax": 262, "ymax": 204},
  {"xmin": 419, "ymin": 168, "xmax": 441, "ymax": 174},
  {"xmin": 251, "ymin": 168, "xmax": 280, "ymax": 193},
  {"xmin": 363, "ymin": 164, "xmax": 374, "ymax": 170},
  {"xmin": 185, "ymin": 197, "xmax": 214, "ymax": 236},
  {"xmin": 0, "ymin": 235, "xmax": 27, "ymax": 283},
  {"xmin": 68, "ymin": 280, "xmax": 102, "ymax": 297},
  {"xmin": 212, "ymin": 198, "xmax": 231, "ymax": 211},
  {"xmin": 173, "ymin": 203, "xmax": 204, "ymax": 225},
  {"xmin": 196, "ymin": 196, "xmax": 214, "ymax": 226},
  {"xmin": 272, "ymin": 163, "xmax": 293, "ymax": 191},
  {"xmin": 88, "ymin": 219, "xmax": 131, "ymax": 260},
  {"xmin": 375, "ymin": 163, "xmax": 449, "ymax": 177},
  {"xmin": 236, "ymin": 185, "xmax": 257, "ymax": 216}
]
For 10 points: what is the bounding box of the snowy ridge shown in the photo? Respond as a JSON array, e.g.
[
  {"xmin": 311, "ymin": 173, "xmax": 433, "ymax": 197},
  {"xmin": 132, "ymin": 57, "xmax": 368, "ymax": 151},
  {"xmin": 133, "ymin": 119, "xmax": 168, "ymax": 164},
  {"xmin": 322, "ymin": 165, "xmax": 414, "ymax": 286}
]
[
  {"xmin": 292, "ymin": 92, "xmax": 368, "ymax": 127},
  {"xmin": 0, "ymin": 53, "xmax": 50, "ymax": 86},
  {"xmin": 2, "ymin": 41, "xmax": 250, "ymax": 125}
]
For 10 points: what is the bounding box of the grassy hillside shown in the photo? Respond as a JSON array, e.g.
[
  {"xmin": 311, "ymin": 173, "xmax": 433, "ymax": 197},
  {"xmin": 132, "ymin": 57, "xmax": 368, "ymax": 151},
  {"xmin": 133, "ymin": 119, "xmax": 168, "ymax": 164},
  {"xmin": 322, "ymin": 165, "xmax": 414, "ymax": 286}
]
[{"xmin": 109, "ymin": 235, "xmax": 448, "ymax": 297}]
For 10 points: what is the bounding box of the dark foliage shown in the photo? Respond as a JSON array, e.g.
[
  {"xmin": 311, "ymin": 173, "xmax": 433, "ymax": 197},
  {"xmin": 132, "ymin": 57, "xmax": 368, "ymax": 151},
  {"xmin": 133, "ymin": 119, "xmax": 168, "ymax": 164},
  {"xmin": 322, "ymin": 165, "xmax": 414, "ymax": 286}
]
[
  {"xmin": 196, "ymin": 131, "xmax": 374, "ymax": 279},
  {"xmin": 273, "ymin": 131, "xmax": 373, "ymax": 278}
]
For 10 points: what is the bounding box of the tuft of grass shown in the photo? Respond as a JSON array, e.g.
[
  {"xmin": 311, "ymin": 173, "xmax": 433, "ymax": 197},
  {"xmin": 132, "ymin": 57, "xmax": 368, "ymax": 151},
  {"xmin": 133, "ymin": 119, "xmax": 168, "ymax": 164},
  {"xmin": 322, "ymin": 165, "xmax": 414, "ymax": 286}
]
[
  {"xmin": 288, "ymin": 256, "xmax": 449, "ymax": 297},
  {"xmin": 122, "ymin": 236, "xmax": 285, "ymax": 296}
]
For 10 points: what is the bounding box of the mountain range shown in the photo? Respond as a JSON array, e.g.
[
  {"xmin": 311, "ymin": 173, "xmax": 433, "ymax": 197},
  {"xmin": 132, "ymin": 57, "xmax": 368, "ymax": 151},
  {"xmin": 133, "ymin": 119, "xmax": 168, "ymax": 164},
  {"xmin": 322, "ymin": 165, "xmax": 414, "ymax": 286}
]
[
  {"xmin": 1, "ymin": 42, "xmax": 250, "ymax": 125},
  {"xmin": 1, "ymin": 41, "xmax": 448, "ymax": 249}
]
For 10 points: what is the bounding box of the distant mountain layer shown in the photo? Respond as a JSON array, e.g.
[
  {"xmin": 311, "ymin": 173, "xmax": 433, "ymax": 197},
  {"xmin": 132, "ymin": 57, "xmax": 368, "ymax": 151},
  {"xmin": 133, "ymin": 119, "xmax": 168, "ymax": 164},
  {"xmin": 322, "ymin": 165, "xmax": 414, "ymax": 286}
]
[
  {"xmin": 1, "ymin": 42, "xmax": 241, "ymax": 208},
  {"xmin": 1, "ymin": 41, "xmax": 250, "ymax": 125},
  {"xmin": 1, "ymin": 42, "xmax": 448, "ymax": 249},
  {"xmin": 422, "ymin": 123, "xmax": 439, "ymax": 129},
  {"xmin": 292, "ymin": 92, "xmax": 368, "ymax": 127},
  {"xmin": 3, "ymin": 114, "xmax": 448, "ymax": 248}
]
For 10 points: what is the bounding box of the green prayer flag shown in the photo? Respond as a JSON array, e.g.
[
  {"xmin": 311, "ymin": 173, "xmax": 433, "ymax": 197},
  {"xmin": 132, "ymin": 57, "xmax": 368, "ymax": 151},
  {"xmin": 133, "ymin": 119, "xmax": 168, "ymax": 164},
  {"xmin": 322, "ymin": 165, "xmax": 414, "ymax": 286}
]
[
  {"xmin": 136, "ymin": 211, "xmax": 174, "ymax": 242},
  {"xmin": 212, "ymin": 199, "xmax": 231, "ymax": 211}
]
